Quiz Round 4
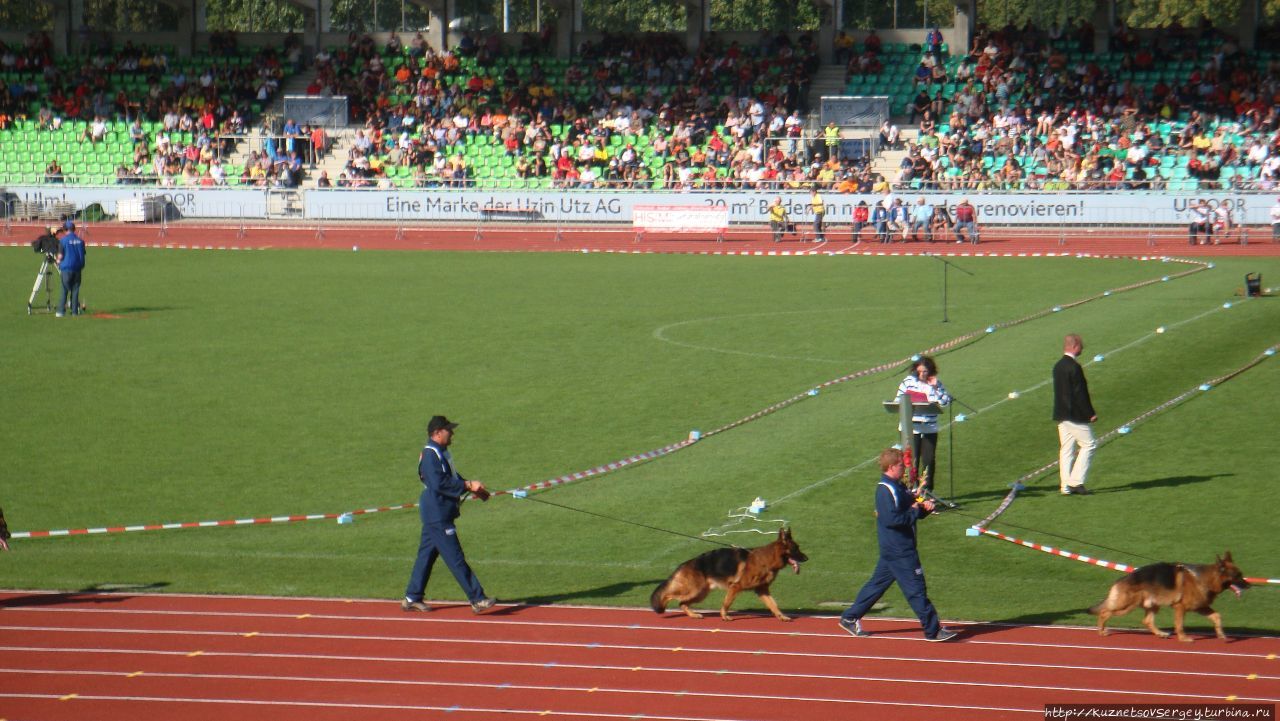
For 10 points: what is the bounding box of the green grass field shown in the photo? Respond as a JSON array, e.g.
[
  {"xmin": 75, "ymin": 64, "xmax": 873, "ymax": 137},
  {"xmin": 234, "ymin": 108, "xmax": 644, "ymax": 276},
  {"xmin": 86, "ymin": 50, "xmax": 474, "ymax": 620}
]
[{"xmin": 2, "ymin": 245, "xmax": 1277, "ymax": 635}]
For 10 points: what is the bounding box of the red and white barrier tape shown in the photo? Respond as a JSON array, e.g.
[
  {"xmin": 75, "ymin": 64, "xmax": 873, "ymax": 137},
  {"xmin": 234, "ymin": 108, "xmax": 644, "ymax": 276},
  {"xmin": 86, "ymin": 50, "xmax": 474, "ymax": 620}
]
[
  {"xmin": 975, "ymin": 526, "xmax": 1279, "ymax": 585},
  {"xmin": 8, "ymin": 502, "xmax": 418, "ymax": 540},
  {"xmin": 496, "ymin": 438, "xmax": 696, "ymax": 496}
]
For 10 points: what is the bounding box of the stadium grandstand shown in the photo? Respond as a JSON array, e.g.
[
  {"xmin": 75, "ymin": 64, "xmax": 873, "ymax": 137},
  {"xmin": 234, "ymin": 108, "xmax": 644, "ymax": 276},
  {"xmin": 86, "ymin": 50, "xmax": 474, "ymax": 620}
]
[{"xmin": 3, "ymin": 0, "xmax": 1280, "ymax": 233}]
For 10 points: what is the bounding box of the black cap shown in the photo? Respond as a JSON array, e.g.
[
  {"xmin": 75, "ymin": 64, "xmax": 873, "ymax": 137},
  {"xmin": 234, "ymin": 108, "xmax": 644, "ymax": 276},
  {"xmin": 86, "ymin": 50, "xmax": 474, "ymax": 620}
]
[{"xmin": 427, "ymin": 415, "xmax": 458, "ymax": 434}]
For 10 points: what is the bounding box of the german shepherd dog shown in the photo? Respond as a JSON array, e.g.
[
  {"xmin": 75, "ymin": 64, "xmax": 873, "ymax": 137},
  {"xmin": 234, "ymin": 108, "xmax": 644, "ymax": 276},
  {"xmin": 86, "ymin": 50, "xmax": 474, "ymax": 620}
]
[
  {"xmin": 0, "ymin": 507, "xmax": 10, "ymax": 551},
  {"xmin": 650, "ymin": 527, "xmax": 807, "ymax": 622},
  {"xmin": 1089, "ymin": 552, "xmax": 1250, "ymax": 641}
]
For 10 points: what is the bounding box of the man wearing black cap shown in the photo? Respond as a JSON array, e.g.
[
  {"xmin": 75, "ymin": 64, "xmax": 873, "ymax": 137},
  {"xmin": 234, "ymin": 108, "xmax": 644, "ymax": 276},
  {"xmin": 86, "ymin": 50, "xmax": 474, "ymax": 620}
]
[
  {"xmin": 55, "ymin": 220, "xmax": 86, "ymax": 317},
  {"xmin": 403, "ymin": 415, "xmax": 497, "ymax": 613}
]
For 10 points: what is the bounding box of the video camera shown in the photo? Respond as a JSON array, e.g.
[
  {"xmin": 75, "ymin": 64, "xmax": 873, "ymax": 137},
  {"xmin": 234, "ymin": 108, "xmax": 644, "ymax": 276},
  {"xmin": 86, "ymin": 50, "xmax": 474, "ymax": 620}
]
[{"xmin": 31, "ymin": 228, "xmax": 59, "ymax": 258}]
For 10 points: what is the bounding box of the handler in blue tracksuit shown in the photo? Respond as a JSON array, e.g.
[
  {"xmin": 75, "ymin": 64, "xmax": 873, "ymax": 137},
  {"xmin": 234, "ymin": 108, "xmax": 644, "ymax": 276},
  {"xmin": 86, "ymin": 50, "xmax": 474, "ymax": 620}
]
[
  {"xmin": 402, "ymin": 415, "xmax": 496, "ymax": 614},
  {"xmin": 839, "ymin": 447, "xmax": 957, "ymax": 641}
]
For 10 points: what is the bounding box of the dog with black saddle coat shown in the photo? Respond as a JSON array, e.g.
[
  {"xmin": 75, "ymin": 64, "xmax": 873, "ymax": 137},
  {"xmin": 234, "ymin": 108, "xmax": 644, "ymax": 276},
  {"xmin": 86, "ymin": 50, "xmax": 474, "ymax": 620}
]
[
  {"xmin": 650, "ymin": 527, "xmax": 807, "ymax": 622},
  {"xmin": 0, "ymin": 507, "xmax": 11, "ymax": 551},
  {"xmin": 1089, "ymin": 551, "xmax": 1250, "ymax": 641}
]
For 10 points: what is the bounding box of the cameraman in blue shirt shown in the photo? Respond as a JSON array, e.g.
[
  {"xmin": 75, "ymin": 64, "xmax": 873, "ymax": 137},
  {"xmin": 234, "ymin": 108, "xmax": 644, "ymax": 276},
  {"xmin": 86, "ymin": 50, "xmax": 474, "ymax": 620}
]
[{"xmin": 55, "ymin": 220, "xmax": 86, "ymax": 317}]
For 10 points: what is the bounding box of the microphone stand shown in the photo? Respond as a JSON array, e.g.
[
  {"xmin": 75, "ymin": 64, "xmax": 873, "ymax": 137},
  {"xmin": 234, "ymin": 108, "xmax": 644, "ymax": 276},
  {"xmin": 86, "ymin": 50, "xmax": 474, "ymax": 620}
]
[
  {"xmin": 925, "ymin": 253, "xmax": 974, "ymax": 323},
  {"xmin": 948, "ymin": 403, "xmax": 955, "ymax": 505},
  {"xmin": 942, "ymin": 392, "xmax": 980, "ymax": 508}
]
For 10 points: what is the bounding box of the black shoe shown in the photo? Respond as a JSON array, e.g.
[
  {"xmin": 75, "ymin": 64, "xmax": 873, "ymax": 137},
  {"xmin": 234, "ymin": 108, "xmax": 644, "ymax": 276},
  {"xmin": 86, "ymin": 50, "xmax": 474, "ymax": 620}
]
[
  {"xmin": 470, "ymin": 596, "xmax": 497, "ymax": 614},
  {"xmin": 926, "ymin": 628, "xmax": 958, "ymax": 642},
  {"xmin": 839, "ymin": 617, "xmax": 870, "ymax": 637},
  {"xmin": 401, "ymin": 598, "xmax": 430, "ymax": 612}
]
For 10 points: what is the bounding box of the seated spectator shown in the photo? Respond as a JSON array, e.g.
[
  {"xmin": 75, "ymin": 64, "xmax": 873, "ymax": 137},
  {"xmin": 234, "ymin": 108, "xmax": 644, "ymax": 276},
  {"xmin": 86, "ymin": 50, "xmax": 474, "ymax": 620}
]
[
  {"xmin": 929, "ymin": 203, "xmax": 953, "ymax": 242},
  {"xmin": 871, "ymin": 200, "xmax": 890, "ymax": 243},
  {"xmin": 36, "ymin": 105, "xmax": 56, "ymax": 130},
  {"xmin": 81, "ymin": 115, "xmax": 108, "ymax": 143},
  {"xmin": 1211, "ymin": 203, "xmax": 1233, "ymax": 243},
  {"xmin": 43, "ymin": 158, "xmax": 64, "ymax": 183},
  {"xmin": 888, "ymin": 197, "xmax": 910, "ymax": 241},
  {"xmin": 1189, "ymin": 199, "xmax": 1212, "ymax": 245},
  {"xmin": 953, "ymin": 198, "xmax": 979, "ymax": 244},
  {"xmin": 880, "ymin": 120, "xmax": 900, "ymax": 149},
  {"xmin": 903, "ymin": 89, "xmax": 929, "ymax": 126},
  {"xmin": 910, "ymin": 197, "xmax": 932, "ymax": 241},
  {"xmin": 409, "ymin": 32, "xmax": 427, "ymax": 58}
]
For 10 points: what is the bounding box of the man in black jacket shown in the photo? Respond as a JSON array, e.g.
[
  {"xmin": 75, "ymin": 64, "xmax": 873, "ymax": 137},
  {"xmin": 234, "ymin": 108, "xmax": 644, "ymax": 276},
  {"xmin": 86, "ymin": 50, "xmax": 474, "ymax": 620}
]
[{"xmin": 1053, "ymin": 334, "xmax": 1097, "ymax": 495}]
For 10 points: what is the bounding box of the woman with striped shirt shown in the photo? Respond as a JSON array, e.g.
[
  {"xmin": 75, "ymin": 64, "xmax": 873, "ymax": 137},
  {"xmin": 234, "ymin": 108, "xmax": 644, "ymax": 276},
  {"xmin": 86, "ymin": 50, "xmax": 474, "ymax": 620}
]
[{"xmin": 896, "ymin": 356, "xmax": 951, "ymax": 491}]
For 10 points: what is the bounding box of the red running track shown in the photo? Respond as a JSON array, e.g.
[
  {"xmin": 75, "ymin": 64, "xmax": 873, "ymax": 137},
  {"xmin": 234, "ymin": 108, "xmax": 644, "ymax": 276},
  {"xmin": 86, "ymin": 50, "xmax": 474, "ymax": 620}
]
[
  {"xmin": 2, "ymin": 591, "xmax": 1277, "ymax": 721},
  {"xmin": 5, "ymin": 221, "xmax": 1280, "ymax": 257}
]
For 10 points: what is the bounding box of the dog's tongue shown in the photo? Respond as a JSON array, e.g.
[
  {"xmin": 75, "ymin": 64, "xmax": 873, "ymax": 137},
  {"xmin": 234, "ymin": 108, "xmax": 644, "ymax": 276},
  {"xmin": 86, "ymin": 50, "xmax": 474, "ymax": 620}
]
[
  {"xmin": 1231, "ymin": 584, "xmax": 1245, "ymax": 598},
  {"xmin": 789, "ymin": 558, "xmax": 801, "ymax": 575}
]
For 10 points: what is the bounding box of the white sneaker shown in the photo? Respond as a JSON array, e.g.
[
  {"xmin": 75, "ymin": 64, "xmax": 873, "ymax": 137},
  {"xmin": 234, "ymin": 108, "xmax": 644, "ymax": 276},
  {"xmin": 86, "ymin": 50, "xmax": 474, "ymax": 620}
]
[{"xmin": 55, "ymin": 312, "xmax": 64, "ymax": 318}]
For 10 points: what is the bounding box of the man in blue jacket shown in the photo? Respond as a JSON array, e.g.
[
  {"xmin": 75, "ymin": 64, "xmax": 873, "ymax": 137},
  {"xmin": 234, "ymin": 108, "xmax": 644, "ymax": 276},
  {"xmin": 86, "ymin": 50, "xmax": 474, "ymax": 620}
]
[
  {"xmin": 55, "ymin": 220, "xmax": 86, "ymax": 317},
  {"xmin": 839, "ymin": 447, "xmax": 957, "ymax": 641},
  {"xmin": 403, "ymin": 415, "xmax": 497, "ymax": 614}
]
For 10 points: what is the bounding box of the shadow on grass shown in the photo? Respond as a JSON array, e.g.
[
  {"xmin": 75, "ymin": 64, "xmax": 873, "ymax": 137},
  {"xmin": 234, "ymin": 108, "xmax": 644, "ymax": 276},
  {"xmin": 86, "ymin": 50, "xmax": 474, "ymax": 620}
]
[
  {"xmin": 0, "ymin": 582, "xmax": 170, "ymax": 608},
  {"xmin": 1097, "ymin": 473, "xmax": 1230, "ymax": 493},
  {"xmin": 517, "ymin": 578, "xmax": 665, "ymax": 606},
  {"xmin": 938, "ymin": 473, "xmax": 1227, "ymax": 506},
  {"xmin": 90, "ymin": 306, "xmax": 176, "ymax": 317}
]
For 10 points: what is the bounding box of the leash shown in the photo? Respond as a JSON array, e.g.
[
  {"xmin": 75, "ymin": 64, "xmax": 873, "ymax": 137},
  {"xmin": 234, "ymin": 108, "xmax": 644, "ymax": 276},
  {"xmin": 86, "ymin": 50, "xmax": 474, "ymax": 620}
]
[{"xmin": 513, "ymin": 493, "xmax": 737, "ymax": 548}]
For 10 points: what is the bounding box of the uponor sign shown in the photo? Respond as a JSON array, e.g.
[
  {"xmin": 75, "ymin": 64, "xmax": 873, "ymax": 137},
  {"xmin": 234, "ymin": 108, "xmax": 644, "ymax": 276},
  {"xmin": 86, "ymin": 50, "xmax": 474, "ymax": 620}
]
[{"xmin": 306, "ymin": 190, "xmax": 1265, "ymax": 226}]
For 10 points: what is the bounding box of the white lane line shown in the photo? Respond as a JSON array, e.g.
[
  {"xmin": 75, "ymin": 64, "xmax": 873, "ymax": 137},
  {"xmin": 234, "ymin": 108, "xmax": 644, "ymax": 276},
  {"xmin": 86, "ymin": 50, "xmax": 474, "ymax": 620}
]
[
  {"xmin": 2, "ymin": 619, "xmax": 1275, "ymax": 661},
  {"xmin": 3, "ymin": 638, "xmax": 1275, "ymax": 685},
  {"xmin": 5, "ymin": 663, "xmax": 1276, "ymax": 707},
  {"xmin": 0, "ymin": 690, "xmax": 1040, "ymax": 718}
]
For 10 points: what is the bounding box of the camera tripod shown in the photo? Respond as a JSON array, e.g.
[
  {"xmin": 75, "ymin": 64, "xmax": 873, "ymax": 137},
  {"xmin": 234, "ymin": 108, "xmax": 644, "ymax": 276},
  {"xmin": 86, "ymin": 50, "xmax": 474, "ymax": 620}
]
[
  {"xmin": 27, "ymin": 254, "xmax": 57, "ymax": 315},
  {"xmin": 27, "ymin": 254, "xmax": 85, "ymax": 316}
]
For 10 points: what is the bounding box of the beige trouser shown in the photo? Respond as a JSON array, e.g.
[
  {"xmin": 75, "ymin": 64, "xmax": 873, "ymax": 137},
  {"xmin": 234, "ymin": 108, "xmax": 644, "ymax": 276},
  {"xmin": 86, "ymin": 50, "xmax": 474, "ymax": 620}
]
[{"xmin": 1058, "ymin": 420, "xmax": 1096, "ymax": 490}]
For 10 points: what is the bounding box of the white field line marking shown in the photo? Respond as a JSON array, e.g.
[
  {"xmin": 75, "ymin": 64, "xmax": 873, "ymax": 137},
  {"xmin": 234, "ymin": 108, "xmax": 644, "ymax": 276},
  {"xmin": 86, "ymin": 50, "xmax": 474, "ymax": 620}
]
[
  {"xmin": 652, "ymin": 308, "xmax": 897, "ymax": 364},
  {"xmin": 3, "ymin": 648, "xmax": 1274, "ymax": 686},
  {"xmin": 964, "ymin": 300, "xmax": 1240, "ymax": 418},
  {"xmin": 3, "ymin": 621, "xmax": 1276, "ymax": 664},
  {"xmin": 7, "ymin": 666, "xmax": 1269, "ymax": 708},
  {"xmin": 0, "ymin": 690, "xmax": 1041, "ymax": 718}
]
